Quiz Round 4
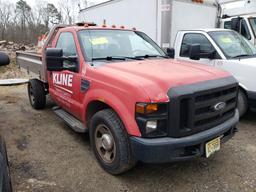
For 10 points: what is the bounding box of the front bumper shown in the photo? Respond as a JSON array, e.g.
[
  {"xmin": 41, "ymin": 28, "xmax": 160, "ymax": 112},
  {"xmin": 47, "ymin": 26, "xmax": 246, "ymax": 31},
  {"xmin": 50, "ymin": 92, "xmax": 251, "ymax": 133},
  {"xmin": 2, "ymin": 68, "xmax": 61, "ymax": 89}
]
[
  {"xmin": 130, "ymin": 110, "xmax": 239, "ymax": 163},
  {"xmin": 248, "ymin": 91, "xmax": 256, "ymax": 110}
]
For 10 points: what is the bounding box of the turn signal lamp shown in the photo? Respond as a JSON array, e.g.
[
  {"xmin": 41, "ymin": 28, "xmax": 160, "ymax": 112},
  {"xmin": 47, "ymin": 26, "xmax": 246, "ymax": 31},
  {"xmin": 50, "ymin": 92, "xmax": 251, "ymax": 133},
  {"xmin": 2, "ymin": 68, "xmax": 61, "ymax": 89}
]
[
  {"xmin": 192, "ymin": 0, "xmax": 204, "ymax": 3},
  {"xmin": 136, "ymin": 103, "xmax": 158, "ymax": 114}
]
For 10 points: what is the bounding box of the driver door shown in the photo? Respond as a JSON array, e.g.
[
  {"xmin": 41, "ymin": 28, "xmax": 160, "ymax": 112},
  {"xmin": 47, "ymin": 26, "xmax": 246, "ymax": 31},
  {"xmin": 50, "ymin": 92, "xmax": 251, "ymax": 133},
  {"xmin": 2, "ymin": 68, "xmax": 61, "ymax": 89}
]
[
  {"xmin": 49, "ymin": 32, "xmax": 81, "ymax": 114},
  {"xmin": 177, "ymin": 33, "xmax": 219, "ymax": 66}
]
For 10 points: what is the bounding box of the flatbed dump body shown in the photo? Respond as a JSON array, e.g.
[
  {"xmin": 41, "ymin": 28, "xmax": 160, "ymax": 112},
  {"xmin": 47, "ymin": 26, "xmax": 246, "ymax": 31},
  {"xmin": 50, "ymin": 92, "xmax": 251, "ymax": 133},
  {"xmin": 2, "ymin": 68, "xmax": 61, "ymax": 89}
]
[{"xmin": 16, "ymin": 51, "xmax": 45, "ymax": 82}]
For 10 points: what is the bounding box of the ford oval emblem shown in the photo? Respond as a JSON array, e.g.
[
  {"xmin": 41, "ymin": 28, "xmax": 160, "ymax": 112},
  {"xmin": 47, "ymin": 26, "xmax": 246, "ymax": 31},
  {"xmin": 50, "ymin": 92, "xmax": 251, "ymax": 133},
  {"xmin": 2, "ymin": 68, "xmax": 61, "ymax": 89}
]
[{"xmin": 213, "ymin": 102, "xmax": 226, "ymax": 111}]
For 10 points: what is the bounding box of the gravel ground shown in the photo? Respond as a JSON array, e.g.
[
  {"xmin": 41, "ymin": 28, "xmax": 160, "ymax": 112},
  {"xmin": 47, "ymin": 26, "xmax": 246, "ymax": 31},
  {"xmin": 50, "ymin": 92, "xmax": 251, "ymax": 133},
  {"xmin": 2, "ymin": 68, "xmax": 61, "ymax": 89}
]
[{"xmin": 0, "ymin": 67, "xmax": 255, "ymax": 192}]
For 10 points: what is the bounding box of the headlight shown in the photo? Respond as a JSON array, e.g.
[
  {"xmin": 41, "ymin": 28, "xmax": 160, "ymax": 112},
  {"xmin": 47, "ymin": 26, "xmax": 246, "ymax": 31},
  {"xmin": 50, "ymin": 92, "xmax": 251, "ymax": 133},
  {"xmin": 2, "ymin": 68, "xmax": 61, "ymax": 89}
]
[{"xmin": 135, "ymin": 103, "xmax": 168, "ymax": 138}]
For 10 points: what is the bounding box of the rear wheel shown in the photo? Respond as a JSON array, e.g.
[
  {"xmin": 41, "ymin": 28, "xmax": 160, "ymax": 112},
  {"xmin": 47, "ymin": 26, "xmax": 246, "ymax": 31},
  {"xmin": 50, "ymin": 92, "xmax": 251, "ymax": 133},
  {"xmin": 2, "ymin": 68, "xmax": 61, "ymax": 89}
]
[
  {"xmin": 90, "ymin": 109, "xmax": 136, "ymax": 175},
  {"xmin": 28, "ymin": 79, "xmax": 46, "ymax": 110},
  {"xmin": 238, "ymin": 89, "xmax": 248, "ymax": 117}
]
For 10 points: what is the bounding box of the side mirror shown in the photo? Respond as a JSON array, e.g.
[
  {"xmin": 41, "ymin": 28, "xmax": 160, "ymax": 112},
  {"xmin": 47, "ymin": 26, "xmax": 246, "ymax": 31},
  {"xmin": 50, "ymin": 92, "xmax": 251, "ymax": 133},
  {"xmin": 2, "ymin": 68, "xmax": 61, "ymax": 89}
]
[
  {"xmin": 189, "ymin": 44, "xmax": 201, "ymax": 60},
  {"xmin": 166, "ymin": 48, "xmax": 175, "ymax": 58},
  {"xmin": 189, "ymin": 44, "xmax": 216, "ymax": 60},
  {"xmin": 0, "ymin": 52, "xmax": 10, "ymax": 66},
  {"xmin": 46, "ymin": 48, "xmax": 64, "ymax": 71},
  {"xmin": 46, "ymin": 48, "xmax": 78, "ymax": 72},
  {"xmin": 231, "ymin": 17, "xmax": 241, "ymax": 32}
]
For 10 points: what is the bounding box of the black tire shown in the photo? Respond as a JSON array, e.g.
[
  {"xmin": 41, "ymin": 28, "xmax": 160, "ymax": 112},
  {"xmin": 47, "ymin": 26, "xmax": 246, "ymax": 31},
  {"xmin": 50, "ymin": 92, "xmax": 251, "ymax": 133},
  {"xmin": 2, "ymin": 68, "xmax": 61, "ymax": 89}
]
[
  {"xmin": 90, "ymin": 109, "xmax": 136, "ymax": 175},
  {"xmin": 238, "ymin": 89, "xmax": 248, "ymax": 117},
  {"xmin": 28, "ymin": 79, "xmax": 46, "ymax": 110},
  {"xmin": 0, "ymin": 52, "xmax": 10, "ymax": 66},
  {"xmin": 0, "ymin": 136, "xmax": 12, "ymax": 192}
]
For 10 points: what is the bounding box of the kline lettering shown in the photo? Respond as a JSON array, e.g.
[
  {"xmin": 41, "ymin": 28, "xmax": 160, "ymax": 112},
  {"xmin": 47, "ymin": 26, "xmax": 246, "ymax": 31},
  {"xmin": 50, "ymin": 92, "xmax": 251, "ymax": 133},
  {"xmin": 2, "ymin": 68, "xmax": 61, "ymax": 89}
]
[{"xmin": 53, "ymin": 73, "xmax": 73, "ymax": 87}]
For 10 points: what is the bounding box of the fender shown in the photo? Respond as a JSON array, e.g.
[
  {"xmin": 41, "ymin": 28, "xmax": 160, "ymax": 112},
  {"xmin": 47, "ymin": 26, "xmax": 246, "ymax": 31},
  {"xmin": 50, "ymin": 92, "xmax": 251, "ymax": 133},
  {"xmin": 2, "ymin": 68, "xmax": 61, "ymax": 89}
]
[
  {"xmin": 82, "ymin": 88, "xmax": 142, "ymax": 137},
  {"xmin": 239, "ymin": 83, "xmax": 248, "ymax": 94}
]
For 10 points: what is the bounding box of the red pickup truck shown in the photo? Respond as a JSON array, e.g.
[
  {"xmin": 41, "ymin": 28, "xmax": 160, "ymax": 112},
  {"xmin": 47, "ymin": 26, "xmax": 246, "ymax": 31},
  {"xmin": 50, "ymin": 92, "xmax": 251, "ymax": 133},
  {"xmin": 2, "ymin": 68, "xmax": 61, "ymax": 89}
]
[{"xmin": 17, "ymin": 23, "xmax": 239, "ymax": 174}]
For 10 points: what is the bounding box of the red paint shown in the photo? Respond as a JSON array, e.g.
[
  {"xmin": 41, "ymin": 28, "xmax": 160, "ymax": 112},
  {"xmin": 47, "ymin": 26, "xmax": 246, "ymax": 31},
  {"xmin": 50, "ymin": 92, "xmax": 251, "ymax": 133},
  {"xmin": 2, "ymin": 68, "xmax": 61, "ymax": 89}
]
[{"xmin": 46, "ymin": 26, "xmax": 231, "ymax": 137}]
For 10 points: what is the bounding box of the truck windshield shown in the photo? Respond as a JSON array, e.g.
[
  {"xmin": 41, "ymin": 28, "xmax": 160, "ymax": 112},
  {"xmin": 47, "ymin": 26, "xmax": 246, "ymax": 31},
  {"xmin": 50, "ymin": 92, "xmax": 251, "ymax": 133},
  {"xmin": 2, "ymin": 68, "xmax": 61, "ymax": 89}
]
[
  {"xmin": 78, "ymin": 30, "xmax": 166, "ymax": 63},
  {"xmin": 208, "ymin": 31, "xmax": 256, "ymax": 59},
  {"xmin": 249, "ymin": 17, "xmax": 256, "ymax": 38}
]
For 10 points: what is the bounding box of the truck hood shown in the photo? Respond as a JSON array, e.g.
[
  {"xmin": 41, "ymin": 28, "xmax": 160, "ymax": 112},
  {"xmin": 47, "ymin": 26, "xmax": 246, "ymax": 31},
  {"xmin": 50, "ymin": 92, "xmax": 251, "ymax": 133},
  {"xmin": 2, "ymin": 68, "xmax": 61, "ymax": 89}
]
[
  {"xmin": 230, "ymin": 57, "xmax": 256, "ymax": 66},
  {"xmin": 99, "ymin": 59, "xmax": 230, "ymax": 102}
]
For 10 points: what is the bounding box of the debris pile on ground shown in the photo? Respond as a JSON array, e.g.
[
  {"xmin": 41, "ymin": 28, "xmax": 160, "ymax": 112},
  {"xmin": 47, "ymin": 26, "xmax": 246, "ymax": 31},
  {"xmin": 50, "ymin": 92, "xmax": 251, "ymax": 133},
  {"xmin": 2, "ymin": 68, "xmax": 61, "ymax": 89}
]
[
  {"xmin": 0, "ymin": 40, "xmax": 36, "ymax": 59},
  {"xmin": 0, "ymin": 41, "xmax": 31, "ymax": 79}
]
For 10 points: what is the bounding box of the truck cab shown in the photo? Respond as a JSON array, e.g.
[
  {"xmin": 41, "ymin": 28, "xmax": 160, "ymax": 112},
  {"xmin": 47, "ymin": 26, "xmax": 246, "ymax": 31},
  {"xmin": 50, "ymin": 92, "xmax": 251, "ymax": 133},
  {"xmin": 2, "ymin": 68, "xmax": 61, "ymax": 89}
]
[
  {"xmin": 17, "ymin": 24, "xmax": 239, "ymax": 174},
  {"xmin": 174, "ymin": 29, "xmax": 256, "ymax": 116},
  {"xmin": 220, "ymin": 15, "xmax": 256, "ymax": 45},
  {"xmin": 219, "ymin": 0, "xmax": 256, "ymax": 45}
]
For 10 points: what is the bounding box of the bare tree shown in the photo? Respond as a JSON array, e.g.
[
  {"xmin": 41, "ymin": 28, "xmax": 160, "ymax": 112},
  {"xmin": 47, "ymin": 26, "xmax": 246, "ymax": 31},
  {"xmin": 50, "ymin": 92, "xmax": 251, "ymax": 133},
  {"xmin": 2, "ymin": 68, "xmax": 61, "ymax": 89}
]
[
  {"xmin": 0, "ymin": 0, "xmax": 14, "ymax": 40},
  {"xmin": 43, "ymin": 3, "xmax": 61, "ymax": 29},
  {"xmin": 58, "ymin": 0, "xmax": 79, "ymax": 24},
  {"xmin": 0, "ymin": 0, "xmax": 65, "ymax": 44},
  {"xmin": 15, "ymin": 0, "xmax": 32, "ymax": 42}
]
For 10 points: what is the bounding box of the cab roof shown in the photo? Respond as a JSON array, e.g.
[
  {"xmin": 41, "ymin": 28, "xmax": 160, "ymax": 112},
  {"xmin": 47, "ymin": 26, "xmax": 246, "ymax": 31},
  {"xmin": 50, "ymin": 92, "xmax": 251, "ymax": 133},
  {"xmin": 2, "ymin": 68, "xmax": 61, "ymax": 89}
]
[
  {"xmin": 60, "ymin": 24, "xmax": 136, "ymax": 32},
  {"xmin": 179, "ymin": 28, "xmax": 233, "ymax": 33}
]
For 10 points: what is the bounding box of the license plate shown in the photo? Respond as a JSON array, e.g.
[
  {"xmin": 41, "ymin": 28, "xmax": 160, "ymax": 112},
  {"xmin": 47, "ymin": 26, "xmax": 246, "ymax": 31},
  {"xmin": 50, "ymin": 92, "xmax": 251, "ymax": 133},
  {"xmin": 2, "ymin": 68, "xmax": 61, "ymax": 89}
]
[{"xmin": 205, "ymin": 137, "xmax": 221, "ymax": 158}]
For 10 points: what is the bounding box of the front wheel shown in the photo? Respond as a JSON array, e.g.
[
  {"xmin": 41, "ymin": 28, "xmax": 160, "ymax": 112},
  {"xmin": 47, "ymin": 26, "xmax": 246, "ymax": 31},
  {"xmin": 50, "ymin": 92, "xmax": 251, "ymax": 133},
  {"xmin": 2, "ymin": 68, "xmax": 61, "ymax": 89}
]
[
  {"xmin": 90, "ymin": 109, "xmax": 136, "ymax": 175},
  {"xmin": 28, "ymin": 79, "xmax": 46, "ymax": 110},
  {"xmin": 237, "ymin": 90, "xmax": 248, "ymax": 117}
]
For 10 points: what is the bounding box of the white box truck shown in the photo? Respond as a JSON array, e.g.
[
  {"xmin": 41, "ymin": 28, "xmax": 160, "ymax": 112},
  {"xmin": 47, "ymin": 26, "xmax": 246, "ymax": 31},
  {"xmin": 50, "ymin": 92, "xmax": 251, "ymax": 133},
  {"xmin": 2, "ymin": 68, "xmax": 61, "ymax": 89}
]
[
  {"xmin": 78, "ymin": 0, "xmax": 219, "ymax": 49},
  {"xmin": 78, "ymin": 0, "xmax": 256, "ymax": 46},
  {"xmin": 220, "ymin": 0, "xmax": 256, "ymax": 45}
]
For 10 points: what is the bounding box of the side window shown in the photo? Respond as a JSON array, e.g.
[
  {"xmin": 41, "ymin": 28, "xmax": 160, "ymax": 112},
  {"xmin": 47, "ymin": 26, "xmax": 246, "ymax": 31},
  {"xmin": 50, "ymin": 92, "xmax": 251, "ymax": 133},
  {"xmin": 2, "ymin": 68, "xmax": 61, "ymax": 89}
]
[
  {"xmin": 180, "ymin": 33, "xmax": 215, "ymax": 58},
  {"xmin": 241, "ymin": 20, "xmax": 251, "ymax": 40},
  {"xmin": 56, "ymin": 32, "xmax": 78, "ymax": 70},
  {"xmin": 56, "ymin": 32, "xmax": 77, "ymax": 57},
  {"xmin": 224, "ymin": 21, "xmax": 232, "ymax": 29}
]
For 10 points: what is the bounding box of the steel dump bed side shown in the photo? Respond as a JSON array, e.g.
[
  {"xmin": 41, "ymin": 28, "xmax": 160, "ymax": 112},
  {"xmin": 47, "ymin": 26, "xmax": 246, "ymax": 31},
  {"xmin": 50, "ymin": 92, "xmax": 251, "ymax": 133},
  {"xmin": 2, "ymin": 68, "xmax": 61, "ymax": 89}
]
[
  {"xmin": 16, "ymin": 51, "xmax": 47, "ymax": 82},
  {"xmin": 16, "ymin": 24, "xmax": 68, "ymax": 83}
]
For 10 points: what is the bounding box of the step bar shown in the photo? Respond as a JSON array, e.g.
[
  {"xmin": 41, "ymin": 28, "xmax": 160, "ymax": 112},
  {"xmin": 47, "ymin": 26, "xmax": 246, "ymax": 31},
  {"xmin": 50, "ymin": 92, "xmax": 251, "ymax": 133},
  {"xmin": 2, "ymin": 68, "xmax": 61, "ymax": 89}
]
[{"xmin": 53, "ymin": 106, "xmax": 88, "ymax": 133}]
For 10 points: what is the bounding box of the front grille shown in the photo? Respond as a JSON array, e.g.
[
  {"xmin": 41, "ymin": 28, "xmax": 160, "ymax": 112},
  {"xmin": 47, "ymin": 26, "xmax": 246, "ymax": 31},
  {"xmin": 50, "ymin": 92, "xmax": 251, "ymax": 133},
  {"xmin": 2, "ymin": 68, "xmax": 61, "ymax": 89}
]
[
  {"xmin": 168, "ymin": 77, "xmax": 238, "ymax": 138},
  {"xmin": 181, "ymin": 85, "xmax": 237, "ymax": 135}
]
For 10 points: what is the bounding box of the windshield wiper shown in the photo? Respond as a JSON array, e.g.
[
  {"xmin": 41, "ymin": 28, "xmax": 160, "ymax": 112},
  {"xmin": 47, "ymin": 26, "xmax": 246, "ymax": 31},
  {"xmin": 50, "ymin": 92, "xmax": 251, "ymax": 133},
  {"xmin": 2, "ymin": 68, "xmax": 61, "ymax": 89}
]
[
  {"xmin": 92, "ymin": 56, "xmax": 126, "ymax": 61},
  {"xmin": 135, "ymin": 55, "xmax": 168, "ymax": 59},
  {"xmin": 233, "ymin": 54, "xmax": 251, "ymax": 58},
  {"xmin": 92, "ymin": 56, "xmax": 143, "ymax": 61}
]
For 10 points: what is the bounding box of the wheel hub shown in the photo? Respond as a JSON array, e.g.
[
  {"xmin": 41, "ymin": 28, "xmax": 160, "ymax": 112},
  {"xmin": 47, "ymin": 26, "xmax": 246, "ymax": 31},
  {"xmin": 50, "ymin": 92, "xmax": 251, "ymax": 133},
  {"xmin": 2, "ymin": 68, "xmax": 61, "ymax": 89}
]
[
  {"xmin": 95, "ymin": 124, "xmax": 116, "ymax": 163},
  {"xmin": 101, "ymin": 134, "xmax": 114, "ymax": 151}
]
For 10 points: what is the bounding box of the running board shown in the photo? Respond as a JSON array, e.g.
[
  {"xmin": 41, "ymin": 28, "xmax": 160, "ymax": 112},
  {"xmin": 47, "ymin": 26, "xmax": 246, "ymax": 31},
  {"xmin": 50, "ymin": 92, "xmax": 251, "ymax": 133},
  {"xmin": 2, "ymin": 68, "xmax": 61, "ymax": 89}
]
[{"xmin": 53, "ymin": 107, "xmax": 88, "ymax": 133}]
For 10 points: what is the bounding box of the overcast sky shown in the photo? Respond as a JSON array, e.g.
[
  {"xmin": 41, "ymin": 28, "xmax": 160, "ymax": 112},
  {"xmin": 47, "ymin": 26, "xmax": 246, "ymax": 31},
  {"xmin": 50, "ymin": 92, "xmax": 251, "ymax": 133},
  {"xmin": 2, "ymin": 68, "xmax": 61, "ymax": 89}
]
[
  {"xmin": 9, "ymin": 0, "xmax": 106, "ymax": 7},
  {"xmin": 8, "ymin": 0, "xmax": 244, "ymax": 9}
]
